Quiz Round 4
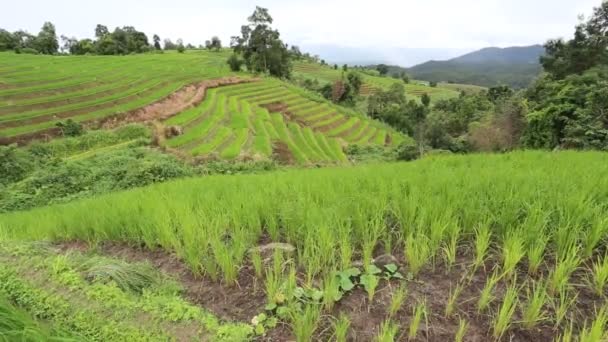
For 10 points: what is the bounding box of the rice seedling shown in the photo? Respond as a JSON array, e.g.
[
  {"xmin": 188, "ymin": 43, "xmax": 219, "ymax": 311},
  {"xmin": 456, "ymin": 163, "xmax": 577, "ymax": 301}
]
[
  {"xmin": 251, "ymin": 249, "xmax": 263, "ymax": 279},
  {"xmin": 557, "ymin": 321, "xmax": 574, "ymax": 342},
  {"xmin": 521, "ymin": 279, "xmax": 549, "ymax": 328},
  {"xmin": 501, "ymin": 230, "xmax": 525, "ymax": 278},
  {"xmin": 455, "ymin": 318, "xmax": 468, "ymax": 342},
  {"xmin": 405, "ymin": 233, "xmax": 432, "ymax": 276},
  {"xmin": 388, "ymin": 285, "xmax": 408, "ymax": 318},
  {"xmin": 442, "ymin": 226, "xmax": 460, "ymax": 270},
  {"xmin": 332, "ymin": 314, "xmax": 351, "ymax": 342},
  {"xmin": 587, "ymin": 253, "xmax": 608, "ymax": 297},
  {"xmin": 553, "ymin": 289, "xmax": 577, "ymax": 328},
  {"xmin": 322, "ymin": 271, "xmax": 341, "ymax": 310},
  {"xmin": 375, "ymin": 320, "xmax": 399, "ymax": 342},
  {"xmin": 445, "ymin": 283, "xmax": 464, "ymax": 318},
  {"xmin": 478, "ymin": 271, "xmax": 501, "ymax": 313},
  {"xmin": 408, "ymin": 299, "xmax": 427, "ymax": 341},
  {"xmin": 549, "ymin": 246, "xmax": 581, "ymax": 295},
  {"xmin": 290, "ymin": 305, "xmax": 321, "ymax": 342},
  {"xmin": 473, "ymin": 223, "xmax": 492, "ymax": 270},
  {"xmin": 579, "ymin": 306, "xmax": 608, "ymax": 342},
  {"xmin": 492, "ymin": 280, "xmax": 519, "ymax": 340}
]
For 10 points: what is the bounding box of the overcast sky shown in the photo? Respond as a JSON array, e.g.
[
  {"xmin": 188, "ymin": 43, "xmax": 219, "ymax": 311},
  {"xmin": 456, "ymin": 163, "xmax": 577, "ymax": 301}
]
[{"xmin": 1, "ymin": 0, "xmax": 602, "ymax": 65}]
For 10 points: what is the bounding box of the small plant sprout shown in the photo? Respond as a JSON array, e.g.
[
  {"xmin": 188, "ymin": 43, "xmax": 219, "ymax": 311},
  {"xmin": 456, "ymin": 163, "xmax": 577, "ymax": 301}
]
[
  {"xmin": 332, "ymin": 313, "xmax": 350, "ymax": 342},
  {"xmin": 322, "ymin": 271, "xmax": 341, "ymax": 310},
  {"xmin": 478, "ymin": 271, "xmax": 500, "ymax": 313},
  {"xmin": 375, "ymin": 320, "xmax": 399, "ymax": 342},
  {"xmin": 549, "ymin": 246, "xmax": 580, "ymax": 295},
  {"xmin": 473, "ymin": 224, "xmax": 492, "ymax": 270},
  {"xmin": 291, "ymin": 305, "xmax": 321, "ymax": 342},
  {"xmin": 553, "ymin": 289, "xmax": 578, "ymax": 328},
  {"xmin": 492, "ymin": 280, "xmax": 519, "ymax": 340},
  {"xmin": 527, "ymin": 236, "xmax": 548, "ymax": 275},
  {"xmin": 251, "ymin": 249, "xmax": 263, "ymax": 278},
  {"xmin": 521, "ymin": 279, "xmax": 548, "ymax": 328},
  {"xmin": 405, "ymin": 233, "xmax": 432, "ymax": 276},
  {"xmin": 388, "ymin": 285, "xmax": 408, "ymax": 318},
  {"xmin": 455, "ymin": 318, "xmax": 468, "ymax": 342},
  {"xmin": 588, "ymin": 253, "xmax": 608, "ymax": 297},
  {"xmin": 442, "ymin": 230, "xmax": 459, "ymax": 271},
  {"xmin": 445, "ymin": 283, "xmax": 464, "ymax": 318},
  {"xmin": 408, "ymin": 299, "xmax": 428, "ymax": 341},
  {"xmin": 501, "ymin": 231, "xmax": 525, "ymax": 278},
  {"xmin": 557, "ymin": 321, "xmax": 575, "ymax": 342},
  {"xmin": 579, "ymin": 306, "xmax": 608, "ymax": 342}
]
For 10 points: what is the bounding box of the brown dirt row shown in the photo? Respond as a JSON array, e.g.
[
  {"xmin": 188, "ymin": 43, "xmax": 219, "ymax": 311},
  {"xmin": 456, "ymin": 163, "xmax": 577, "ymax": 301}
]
[
  {"xmin": 54, "ymin": 241, "xmax": 606, "ymax": 342},
  {"xmin": 0, "ymin": 77, "xmax": 257, "ymax": 146},
  {"xmin": 350, "ymin": 124, "xmax": 374, "ymax": 143},
  {"xmin": 335, "ymin": 119, "xmax": 363, "ymax": 140},
  {"xmin": 315, "ymin": 116, "xmax": 350, "ymax": 134}
]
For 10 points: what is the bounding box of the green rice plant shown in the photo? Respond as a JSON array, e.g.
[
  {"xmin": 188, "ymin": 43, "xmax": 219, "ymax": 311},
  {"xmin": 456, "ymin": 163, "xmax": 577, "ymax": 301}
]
[
  {"xmin": 408, "ymin": 299, "xmax": 427, "ymax": 341},
  {"xmin": 250, "ymin": 249, "xmax": 263, "ymax": 279},
  {"xmin": 455, "ymin": 318, "xmax": 468, "ymax": 342},
  {"xmin": 521, "ymin": 279, "xmax": 549, "ymax": 328},
  {"xmin": 264, "ymin": 265, "xmax": 283, "ymax": 308},
  {"xmin": 579, "ymin": 306, "xmax": 608, "ymax": 342},
  {"xmin": 478, "ymin": 271, "xmax": 500, "ymax": 313},
  {"xmin": 290, "ymin": 305, "xmax": 321, "ymax": 342},
  {"xmin": 332, "ymin": 313, "xmax": 350, "ymax": 342},
  {"xmin": 492, "ymin": 280, "xmax": 519, "ymax": 340},
  {"xmin": 527, "ymin": 236, "xmax": 549, "ymax": 275},
  {"xmin": 361, "ymin": 269, "xmax": 381, "ymax": 307},
  {"xmin": 587, "ymin": 253, "xmax": 608, "ymax": 297},
  {"xmin": 375, "ymin": 320, "xmax": 399, "ymax": 342},
  {"xmin": 405, "ymin": 233, "xmax": 432, "ymax": 276},
  {"xmin": 388, "ymin": 285, "xmax": 408, "ymax": 318},
  {"xmin": 584, "ymin": 217, "xmax": 608, "ymax": 258},
  {"xmin": 549, "ymin": 246, "xmax": 581, "ymax": 295},
  {"xmin": 445, "ymin": 283, "xmax": 464, "ymax": 318},
  {"xmin": 473, "ymin": 223, "xmax": 492, "ymax": 270},
  {"xmin": 322, "ymin": 271, "xmax": 341, "ymax": 310},
  {"xmin": 442, "ymin": 227, "xmax": 460, "ymax": 271},
  {"xmin": 557, "ymin": 322, "xmax": 574, "ymax": 342},
  {"xmin": 501, "ymin": 230, "xmax": 525, "ymax": 278},
  {"xmin": 553, "ymin": 289, "xmax": 577, "ymax": 328}
]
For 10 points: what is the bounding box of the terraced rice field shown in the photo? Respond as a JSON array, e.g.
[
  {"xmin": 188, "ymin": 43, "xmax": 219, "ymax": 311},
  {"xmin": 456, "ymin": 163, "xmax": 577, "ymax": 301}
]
[
  {"xmin": 293, "ymin": 61, "xmax": 461, "ymax": 102},
  {"xmin": 163, "ymin": 79, "xmax": 404, "ymax": 163},
  {"xmin": 0, "ymin": 51, "xmax": 235, "ymax": 141}
]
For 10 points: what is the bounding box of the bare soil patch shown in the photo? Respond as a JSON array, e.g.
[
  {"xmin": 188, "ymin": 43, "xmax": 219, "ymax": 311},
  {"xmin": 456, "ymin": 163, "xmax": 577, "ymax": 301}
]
[{"xmin": 271, "ymin": 140, "xmax": 295, "ymax": 164}]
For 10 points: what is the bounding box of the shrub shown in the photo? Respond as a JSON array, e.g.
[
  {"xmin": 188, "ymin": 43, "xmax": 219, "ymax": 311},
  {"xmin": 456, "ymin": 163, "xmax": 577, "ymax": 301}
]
[{"xmin": 227, "ymin": 54, "xmax": 244, "ymax": 72}]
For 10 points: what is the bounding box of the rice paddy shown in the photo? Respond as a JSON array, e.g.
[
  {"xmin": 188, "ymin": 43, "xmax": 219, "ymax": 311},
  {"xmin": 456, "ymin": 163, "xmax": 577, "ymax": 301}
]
[
  {"xmin": 293, "ymin": 61, "xmax": 461, "ymax": 102},
  {"xmin": 162, "ymin": 78, "xmax": 403, "ymax": 163},
  {"xmin": 2, "ymin": 150, "xmax": 608, "ymax": 341},
  {"xmin": 0, "ymin": 51, "xmax": 235, "ymax": 139}
]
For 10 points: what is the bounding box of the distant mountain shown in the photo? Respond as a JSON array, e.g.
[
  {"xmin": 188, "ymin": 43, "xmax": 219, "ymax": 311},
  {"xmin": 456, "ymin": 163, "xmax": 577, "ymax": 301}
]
[{"xmin": 405, "ymin": 45, "xmax": 545, "ymax": 88}]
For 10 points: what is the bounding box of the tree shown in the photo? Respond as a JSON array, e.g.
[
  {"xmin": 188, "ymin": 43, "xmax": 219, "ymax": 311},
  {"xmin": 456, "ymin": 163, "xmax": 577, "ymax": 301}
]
[
  {"xmin": 35, "ymin": 22, "xmax": 58, "ymax": 54},
  {"xmin": 487, "ymin": 85, "xmax": 513, "ymax": 103},
  {"xmin": 421, "ymin": 93, "xmax": 431, "ymax": 107},
  {"xmin": 0, "ymin": 29, "xmax": 17, "ymax": 51},
  {"xmin": 401, "ymin": 72, "xmax": 410, "ymax": 84},
  {"xmin": 429, "ymin": 81, "xmax": 438, "ymax": 87},
  {"xmin": 540, "ymin": 2, "xmax": 608, "ymax": 79},
  {"xmin": 342, "ymin": 64, "xmax": 348, "ymax": 72},
  {"xmin": 227, "ymin": 54, "xmax": 244, "ymax": 71},
  {"xmin": 333, "ymin": 64, "xmax": 338, "ymax": 70},
  {"xmin": 230, "ymin": 6, "xmax": 291, "ymax": 78},
  {"xmin": 95, "ymin": 24, "xmax": 109, "ymax": 39},
  {"xmin": 206, "ymin": 36, "xmax": 222, "ymax": 51},
  {"xmin": 176, "ymin": 39, "xmax": 185, "ymax": 53},
  {"xmin": 376, "ymin": 64, "xmax": 389, "ymax": 76},
  {"xmin": 153, "ymin": 34, "xmax": 161, "ymax": 50},
  {"xmin": 163, "ymin": 39, "xmax": 176, "ymax": 50}
]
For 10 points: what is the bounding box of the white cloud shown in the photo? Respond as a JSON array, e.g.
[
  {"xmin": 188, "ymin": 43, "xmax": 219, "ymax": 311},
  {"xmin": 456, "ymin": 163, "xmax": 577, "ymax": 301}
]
[{"xmin": 0, "ymin": 0, "xmax": 602, "ymax": 60}]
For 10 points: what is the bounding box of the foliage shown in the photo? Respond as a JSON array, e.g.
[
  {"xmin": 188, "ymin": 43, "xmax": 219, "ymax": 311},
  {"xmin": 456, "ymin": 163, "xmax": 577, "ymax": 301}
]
[
  {"xmin": 205, "ymin": 36, "xmax": 222, "ymax": 51},
  {"xmin": 227, "ymin": 53, "xmax": 244, "ymax": 71},
  {"xmin": 56, "ymin": 119, "xmax": 84, "ymax": 137},
  {"xmin": 230, "ymin": 6, "xmax": 291, "ymax": 78}
]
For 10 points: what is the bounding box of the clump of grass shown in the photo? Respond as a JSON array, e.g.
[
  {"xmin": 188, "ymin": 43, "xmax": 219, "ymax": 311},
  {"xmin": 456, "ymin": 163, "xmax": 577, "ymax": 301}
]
[
  {"xmin": 501, "ymin": 231, "xmax": 525, "ymax": 277},
  {"xmin": 553, "ymin": 289, "xmax": 577, "ymax": 328},
  {"xmin": 291, "ymin": 305, "xmax": 321, "ymax": 342},
  {"xmin": 408, "ymin": 299, "xmax": 427, "ymax": 341},
  {"xmin": 455, "ymin": 318, "xmax": 468, "ymax": 342},
  {"xmin": 388, "ymin": 285, "xmax": 408, "ymax": 318},
  {"xmin": 445, "ymin": 283, "xmax": 464, "ymax": 318},
  {"xmin": 549, "ymin": 247, "xmax": 580, "ymax": 295},
  {"xmin": 375, "ymin": 320, "xmax": 398, "ymax": 342},
  {"xmin": 579, "ymin": 306, "xmax": 608, "ymax": 342},
  {"xmin": 80, "ymin": 257, "xmax": 158, "ymax": 294},
  {"xmin": 521, "ymin": 279, "xmax": 548, "ymax": 328},
  {"xmin": 332, "ymin": 313, "xmax": 350, "ymax": 342},
  {"xmin": 588, "ymin": 254, "xmax": 608, "ymax": 297},
  {"xmin": 405, "ymin": 233, "xmax": 432, "ymax": 276},
  {"xmin": 473, "ymin": 223, "xmax": 492, "ymax": 270},
  {"xmin": 492, "ymin": 280, "xmax": 519, "ymax": 339},
  {"xmin": 478, "ymin": 271, "xmax": 500, "ymax": 313}
]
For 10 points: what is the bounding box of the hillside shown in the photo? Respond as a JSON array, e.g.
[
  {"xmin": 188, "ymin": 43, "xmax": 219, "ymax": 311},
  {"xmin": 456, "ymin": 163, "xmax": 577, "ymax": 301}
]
[
  {"xmin": 405, "ymin": 45, "xmax": 545, "ymax": 88},
  {"xmin": 0, "ymin": 52, "xmax": 403, "ymax": 163}
]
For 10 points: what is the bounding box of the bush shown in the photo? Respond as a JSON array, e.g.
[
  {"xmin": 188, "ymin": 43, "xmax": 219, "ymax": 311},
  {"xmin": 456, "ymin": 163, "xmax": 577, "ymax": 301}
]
[
  {"xmin": 20, "ymin": 47, "xmax": 38, "ymax": 55},
  {"xmin": 56, "ymin": 119, "xmax": 84, "ymax": 137},
  {"xmin": 227, "ymin": 54, "xmax": 244, "ymax": 72},
  {"xmin": 396, "ymin": 142, "xmax": 420, "ymax": 161},
  {"xmin": 0, "ymin": 145, "xmax": 33, "ymax": 185}
]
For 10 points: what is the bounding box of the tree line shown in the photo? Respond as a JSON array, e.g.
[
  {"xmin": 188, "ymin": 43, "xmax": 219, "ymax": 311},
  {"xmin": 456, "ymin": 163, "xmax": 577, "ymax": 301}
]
[{"xmin": 0, "ymin": 22, "xmax": 223, "ymax": 55}]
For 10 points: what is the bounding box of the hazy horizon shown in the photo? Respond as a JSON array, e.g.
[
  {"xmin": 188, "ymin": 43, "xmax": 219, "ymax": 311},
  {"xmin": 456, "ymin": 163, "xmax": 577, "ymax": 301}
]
[{"xmin": 1, "ymin": 0, "xmax": 601, "ymax": 66}]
